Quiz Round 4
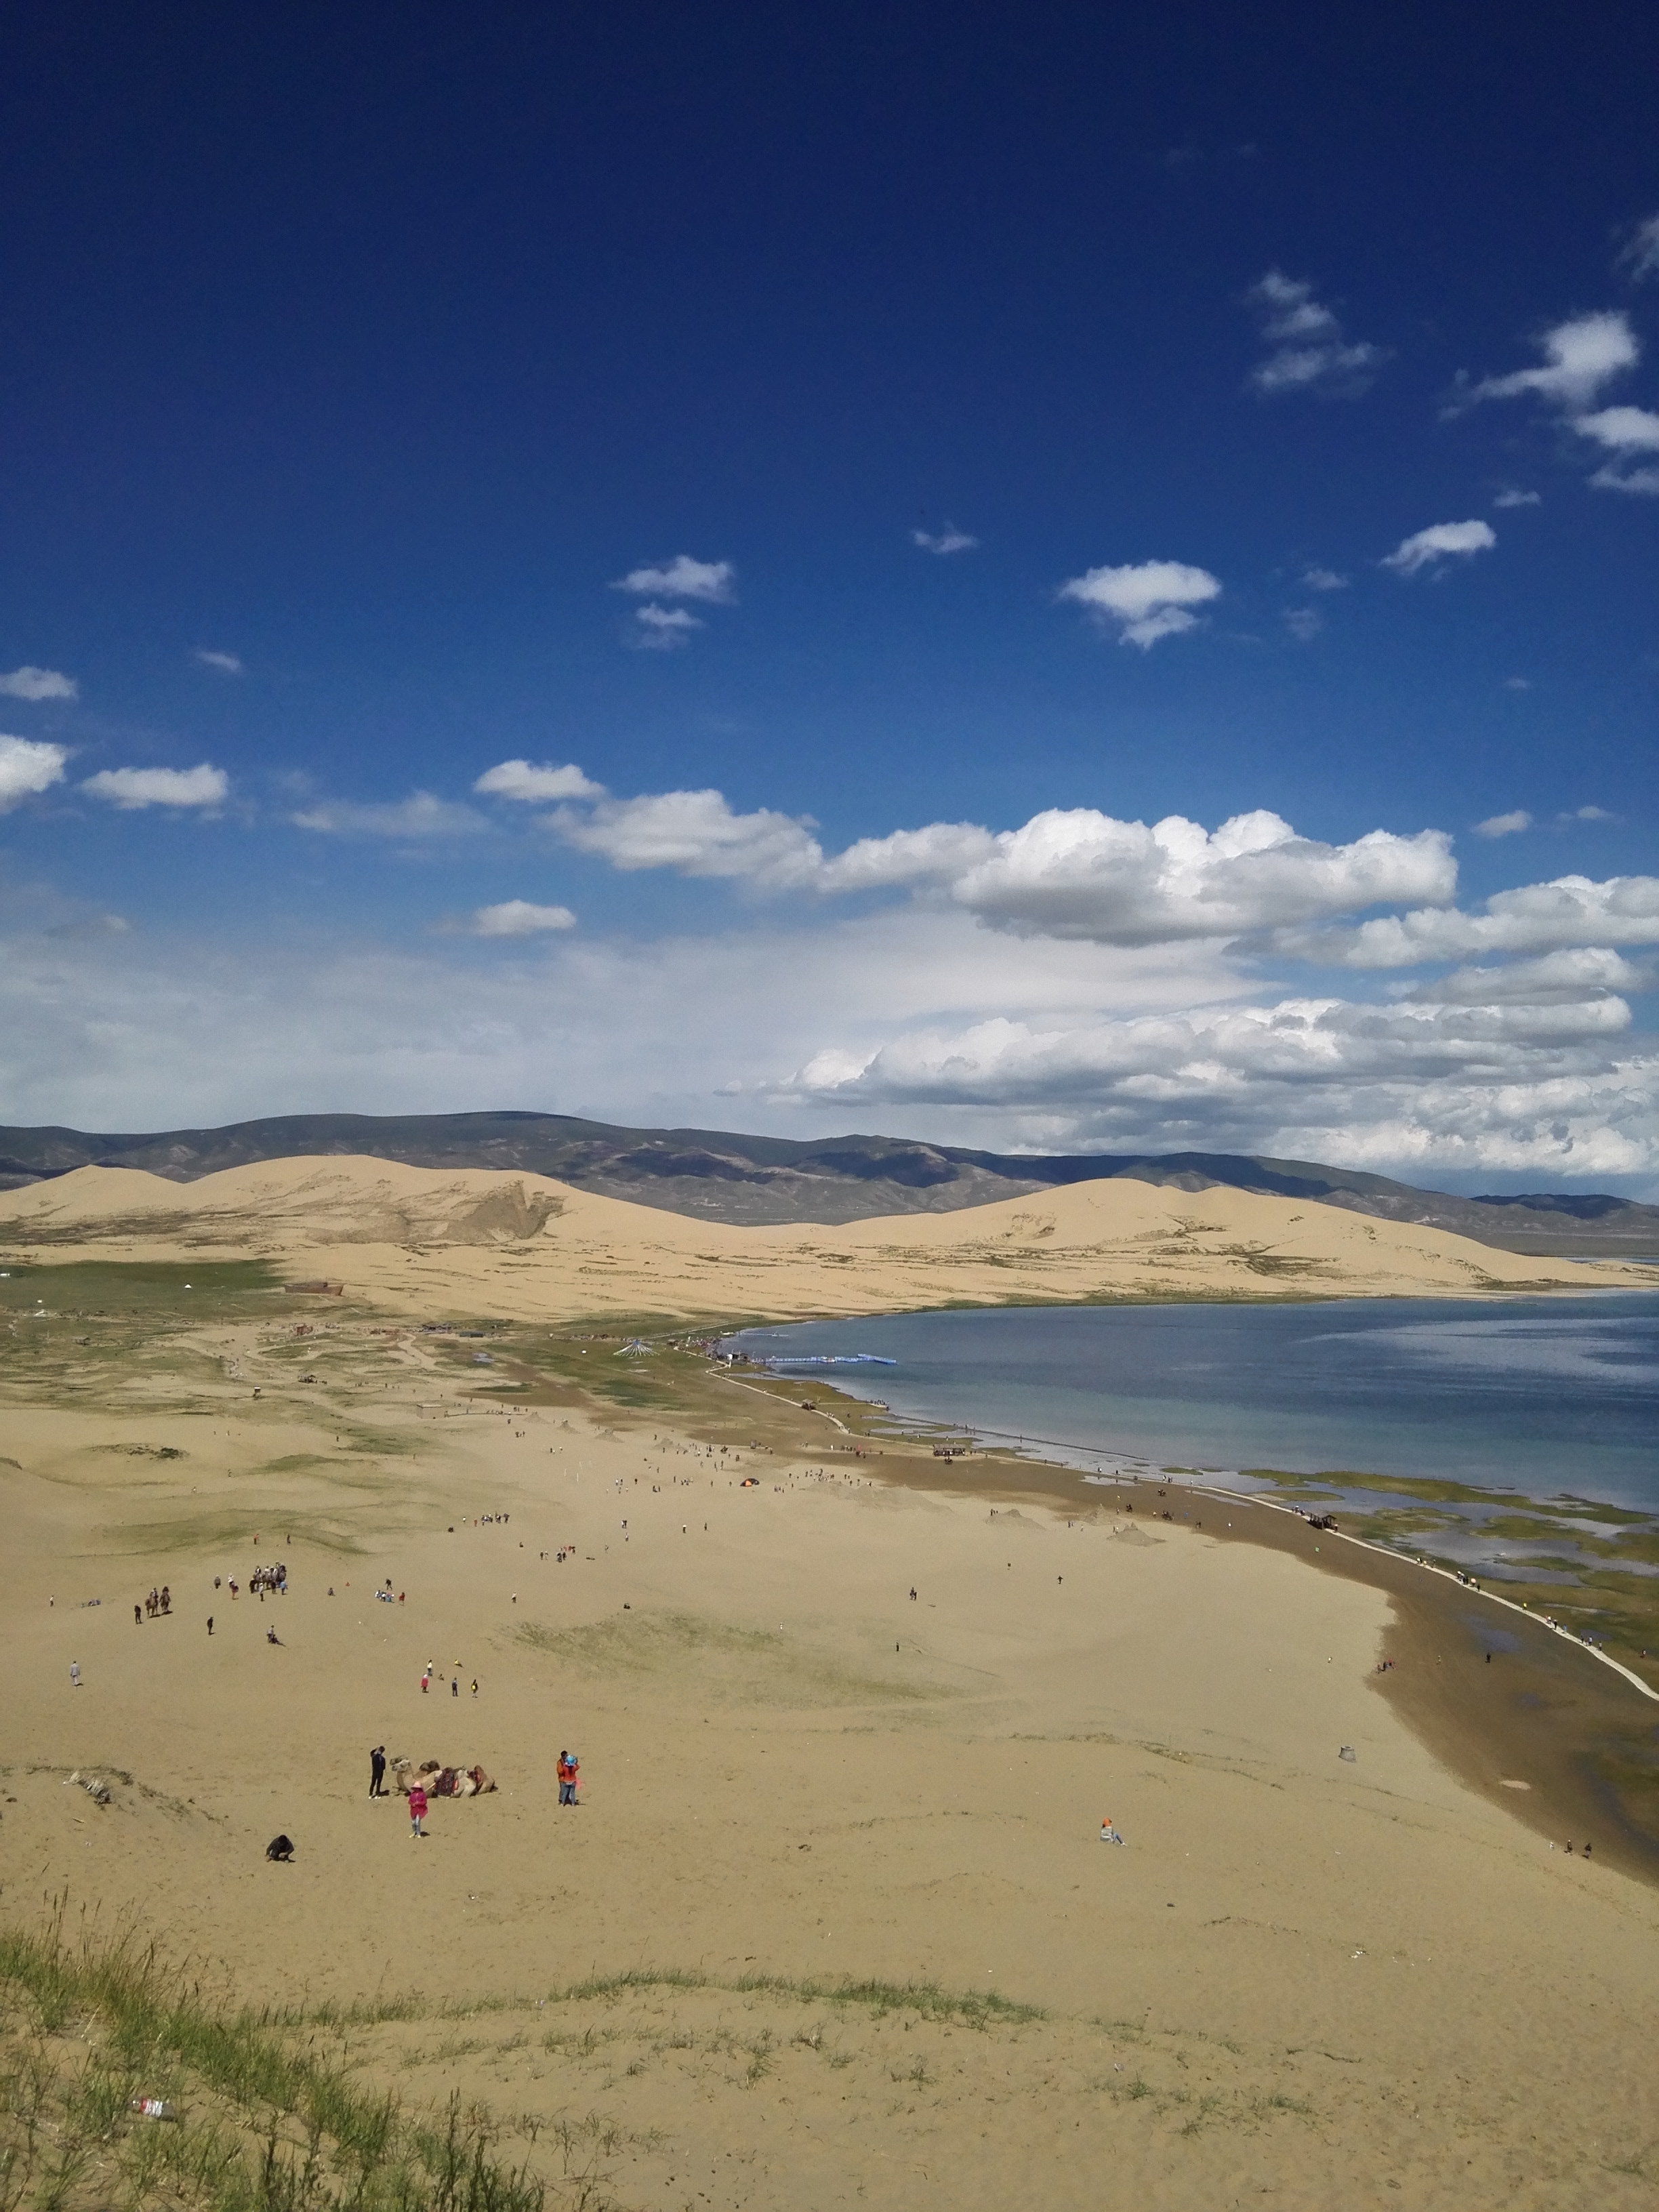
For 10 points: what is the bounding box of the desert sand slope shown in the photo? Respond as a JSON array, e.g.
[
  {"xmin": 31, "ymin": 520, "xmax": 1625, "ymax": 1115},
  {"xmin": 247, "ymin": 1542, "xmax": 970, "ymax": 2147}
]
[{"xmin": 0, "ymin": 1153, "xmax": 1653, "ymax": 1320}]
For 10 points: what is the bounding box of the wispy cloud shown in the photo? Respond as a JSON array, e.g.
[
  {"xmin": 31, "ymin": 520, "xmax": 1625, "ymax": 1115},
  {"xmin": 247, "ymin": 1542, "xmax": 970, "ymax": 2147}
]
[
  {"xmin": 1058, "ymin": 558, "xmax": 1221, "ymax": 647},
  {"xmin": 0, "ymin": 665, "xmax": 78, "ymax": 701},
  {"xmin": 611, "ymin": 554, "xmax": 735, "ymax": 602},
  {"xmin": 1619, "ymin": 212, "xmax": 1659, "ymax": 283},
  {"xmin": 556, "ymin": 787, "xmax": 824, "ymax": 888},
  {"xmin": 82, "ymin": 764, "xmax": 228, "ymax": 811},
  {"xmin": 1492, "ymin": 488, "xmax": 1541, "ymax": 508},
  {"xmin": 912, "ymin": 525, "xmax": 979, "ymax": 555},
  {"xmin": 1381, "ymin": 519, "xmax": 1496, "ymax": 576},
  {"xmin": 1561, "ymin": 804, "xmax": 1615, "ymax": 823},
  {"xmin": 1300, "ymin": 567, "xmax": 1348, "ymax": 591},
  {"xmin": 1246, "ymin": 270, "xmax": 1385, "ymax": 398},
  {"xmin": 291, "ymin": 791, "xmax": 486, "ymax": 837},
  {"xmin": 455, "ymin": 899, "xmax": 577, "ymax": 937},
  {"xmin": 1459, "ymin": 311, "xmax": 1638, "ymax": 411},
  {"xmin": 0, "ymin": 734, "xmax": 69, "ymax": 811},
  {"xmin": 629, "ymin": 604, "xmax": 703, "ymax": 649},
  {"xmin": 1282, "ymin": 607, "xmax": 1323, "ymax": 642},
  {"xmin": 193, "ymin": 649, "xmax": 244, "ymax": 675},
  {"xmin": 1475, "ymin": 809, "xmax": 1532, "ymax": 839},
  {"xmin": 1572, "ymin": 403, "xmax": 1659, "ymax": 493},
  {"xmin": 474, "ymin": 759, "xmax": 606, "ymax": 803}
]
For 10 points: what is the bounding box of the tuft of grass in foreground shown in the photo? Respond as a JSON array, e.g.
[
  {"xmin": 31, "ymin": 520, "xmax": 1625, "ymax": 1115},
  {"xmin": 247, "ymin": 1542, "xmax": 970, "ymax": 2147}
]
[{"xmin": 0, "ymin": 1917, "xmax": 610, "ymax": 2212}]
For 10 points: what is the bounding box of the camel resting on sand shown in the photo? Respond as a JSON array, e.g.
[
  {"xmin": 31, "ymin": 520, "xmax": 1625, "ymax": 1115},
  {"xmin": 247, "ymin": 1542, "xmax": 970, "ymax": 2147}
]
[{"xmin": 390, "ymin": 1757, "xmax": 496, "ymax": 1797}]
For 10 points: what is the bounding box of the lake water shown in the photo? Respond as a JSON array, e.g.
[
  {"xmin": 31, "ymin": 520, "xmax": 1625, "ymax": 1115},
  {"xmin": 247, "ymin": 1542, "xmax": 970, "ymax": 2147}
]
[{"xmin": 724, "ymin": 1294, "xmax": 1659, "ymax": 1513}]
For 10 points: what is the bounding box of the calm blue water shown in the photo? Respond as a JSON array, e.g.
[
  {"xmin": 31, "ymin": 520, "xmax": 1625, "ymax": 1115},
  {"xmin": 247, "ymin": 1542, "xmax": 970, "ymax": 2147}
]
[{"xmin": 725, "ymin": 1295, "xmax": 1659, "ymax": 1511}]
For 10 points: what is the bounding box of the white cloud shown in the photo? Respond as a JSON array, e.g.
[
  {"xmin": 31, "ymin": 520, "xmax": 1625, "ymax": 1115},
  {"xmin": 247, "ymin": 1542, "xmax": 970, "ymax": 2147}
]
[
  {"xmin": 290, "ymin": 791, "xmax": 486, "ymax": 837},
  {"xmin": 474, "ymin": 759, "xmax": 606, "ymax": 803},
  {"xmin": 1503, "ymin": 677, "xmax": 1532, "ymax": 691},
  {"xmin": 1282, "ymin": 607, "xmax": 1323, "ymax": 642},
  {"xmin": 1401, "ymin": 948, "xmax": 1649, "ymax": 1005},
  {"xmin": 1475, "ymin": 810, "xmax": 1532, "ymax": 839},
  {"xmin": 1298, "ymin": 872, "xmax": 1659, "ymax": 967},
  {"xmin": 779, "ymin": 987, "xmax": 1657, "ymax": 1178},
  {"xmin": 460, "ymin": 900, "xmax": 577, "ymax": 937},
  {"xmin": 1246, "ymin": 270, "xmax": 1384, "ymax": 397},
  {"xmin": 1058, "ymin": 559, "xmax": 1221, "ymax": 647},
  {"xmin": 932, "ymin": 811, "xmax": 1454, "ymax": 947},
  {"xmin": 1380, "ymin": 519, "xmax": 1496, "ymax": 576},
  {"xmin": 1572, "ymin": 404, "xmax": 1659, "ymax": 493},
  {"xmin": 0, "ymin": 665, "xmax": 78, "ymax": 701},
  {"xmin": 1566, "ymin": 804, "xmax": 1614, "ymax": 823},
  {"xmin": 912, "ymin": 525, "xmax": 979, "ymax": 555},
  {"xmin": 611, "ymin": 554, "xmax": 735, "ymax": 602},
  {"xmin": 1492, "ymin": 488, "xmax": 1541, "ymax": 508},
  {"xmin": 1620, "ymin": 213, "xmax": 1659, "ymax": 283},
  {"xmin": 82, "ymin": 764, "xmax": 229, "ymax": 811},
  {"xmin": 193, "ymin": 649, "xmax": 244, "ymax": 675},
  {"xmin": 0, "ymin": 735, "xmax": 70, "ymax": 811},
  {"xmin": 1300, "ymin": 567, "xmax": 1348, "ymax": 591},
  {"xmin": 1573, "ymin": 404, "xmax": 1659, "ymax": 451},
  {"xmin": 1462, "ymin": 311, "xmax": 1639, "ymax": 411},
  {"xmin": 554, "ymin": 787, "xmax": 825, "ymax": 887},
  {"xmin": 549, "ymin": 785, "xmax": 1457, "ymax": 950},
  {"xmin": 630, "ymin": 603, "xmax": 703, "ymax": 649}
]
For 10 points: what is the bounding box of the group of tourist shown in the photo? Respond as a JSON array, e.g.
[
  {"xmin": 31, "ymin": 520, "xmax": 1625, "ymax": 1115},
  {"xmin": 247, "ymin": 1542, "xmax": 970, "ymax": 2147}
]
[{"xmin": 134, "ymin": 1584, "xmax": 171, "ymax": 1623}]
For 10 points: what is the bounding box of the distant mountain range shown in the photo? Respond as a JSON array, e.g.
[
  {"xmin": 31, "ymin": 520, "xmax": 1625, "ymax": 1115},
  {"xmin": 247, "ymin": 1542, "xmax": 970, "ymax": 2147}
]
[{"xmin": 1, "ymin": 1109, "xmax": 1655, "ymax": 1258}]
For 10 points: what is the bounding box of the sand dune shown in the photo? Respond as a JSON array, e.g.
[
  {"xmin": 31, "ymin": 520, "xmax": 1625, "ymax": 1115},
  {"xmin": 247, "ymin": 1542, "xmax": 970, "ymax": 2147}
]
[{"xmin": 1, "ymin": 1152, "xmax": 1652, "ymax": 1321}]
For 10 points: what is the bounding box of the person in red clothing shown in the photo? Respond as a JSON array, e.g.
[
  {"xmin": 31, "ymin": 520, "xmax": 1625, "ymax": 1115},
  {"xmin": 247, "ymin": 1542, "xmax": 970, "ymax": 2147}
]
[
  {"xmin": 408, "ymin": 1784, "xmax": 428, "ymax": 1837},
  {"xmin": 557, "ymin": 1752, "xmax": 579, "ymax": 1807}
]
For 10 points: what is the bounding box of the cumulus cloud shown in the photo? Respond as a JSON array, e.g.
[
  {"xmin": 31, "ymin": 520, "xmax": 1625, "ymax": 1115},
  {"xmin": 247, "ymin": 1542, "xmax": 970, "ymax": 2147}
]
[
  {"xmin": 1380, "ymin": 519, "xmax": 1496, "ymax": 576},
  {"xmin": 554, "ymin": 787, "xmax": 825, "ymax": 887},
  {"xmin": 779, "ymin": 986, "xmax": 1656, "ymax": 1179},
  {"xmin": 549, "ymin": 784, "xmax": 1457, "ymax": 950},
  {"xmin": 1563, "ymin": 804, "xmax": 1614, "ymax": 823},
  {"xmin": 473, "ymin": 759, "xmax": 606, "ymax": 803},
  {"xmin": 193, "ymin": 649, "xmax": 243, "ymax": 675},
  {"xmin": 912, "ymin": 525, "xmax": 979, "ymax": 554},
  {"xmin": 290, "ymin": 791, "xmax": 486, "ymax": 837},
  {"xmin": 1246, "ymin": 270, "xmax": 1385, "ymax": 397},
  {"xmin": 0, "ymin": 665, "xmax": 78, "ymax": 701},
  {"xmin": 1492, "ymin": 488, "xmax": 1541, "ymax": 508},
  {"xmin": 611, "ymin": 554, "xmax": 735, "ymax": 602},
  {"xmin": 1301, "ymin": 567, "xmax": 1348, "ymax": 591},
  {"xmin": 1461, "ymin": 311, "xmax": 1639, "ymax": 412},
  {"xmin": 0, "ymin": 734, "xmax": 69, "ymax": 811},
  {"xmin": 1399, "ymin": 947, "xmax": 1649, "ymax": 1006},
  {"xmin": 1296, "ymin": 872, "xmax": 1659, "ymax": 967},
  {"xmin": 82, "ymin": 764, "xmax": 228, "ymax": 811},
  {"xmin": 1058, "ymin": 559, "xmax": 1222, "ymax": 647},
  {"xmin": 1475, "ymin": 809, "xmax": 1532, "ymax": 839},
  {"xmin": 458, "ymin": 900, "xmax": 577, "ymax": 937}
]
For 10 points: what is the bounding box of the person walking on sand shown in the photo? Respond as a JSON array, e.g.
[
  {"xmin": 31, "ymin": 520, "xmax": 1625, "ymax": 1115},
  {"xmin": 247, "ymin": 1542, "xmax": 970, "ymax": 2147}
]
[
  {"xmin": 370, "ymin": 1745, "xmax": 386, "ymax": 1797},
  {"xmin": 207, "ymin": 1616, "xmax": 213, "ymax": 1636},
  {"xmin": 557, "ymin": 1750, "xmax": 578, "ymax": 1806},
  {"xmin": 421, "ymin": 1666, "xmax": 431, "ymax": 1694},
  {"xmin": 69, "ymin": 1660, "xmax": 81, "ymax": 1688},
  {"xmin": 408, "ymin": 1782, "xmax": 428, "ymax": 1838}
]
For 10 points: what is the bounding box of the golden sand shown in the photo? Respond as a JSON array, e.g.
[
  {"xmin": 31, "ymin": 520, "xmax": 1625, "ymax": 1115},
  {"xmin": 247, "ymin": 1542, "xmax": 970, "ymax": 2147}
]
[
  {"xmin": 2, "ymin": 1152, "xmax": 1652, "ymax": 1319},
  {"xmin": 2, "ymin": 1162, "xmax": 1657, "ymax": 2207}
]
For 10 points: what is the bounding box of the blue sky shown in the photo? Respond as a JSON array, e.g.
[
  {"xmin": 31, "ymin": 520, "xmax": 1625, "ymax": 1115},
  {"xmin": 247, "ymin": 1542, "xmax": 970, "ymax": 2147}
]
[{"xmin": 1, "ymin": 5, "xmax": 1656, "ymax": 1189}]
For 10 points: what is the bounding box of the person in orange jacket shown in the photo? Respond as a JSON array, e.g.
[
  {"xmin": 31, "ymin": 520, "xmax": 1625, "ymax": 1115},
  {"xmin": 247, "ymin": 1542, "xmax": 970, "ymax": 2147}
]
[{"xmin": 557, "ymin": 1751, "xmax": 579, "ymax": 1807}]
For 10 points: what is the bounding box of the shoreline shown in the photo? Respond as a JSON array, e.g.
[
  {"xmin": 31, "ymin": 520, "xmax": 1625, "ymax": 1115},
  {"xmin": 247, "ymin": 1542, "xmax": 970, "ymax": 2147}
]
[{"xmin": 806, "ymin": 1426, "xmax": 1659, "ymax": 1885}]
